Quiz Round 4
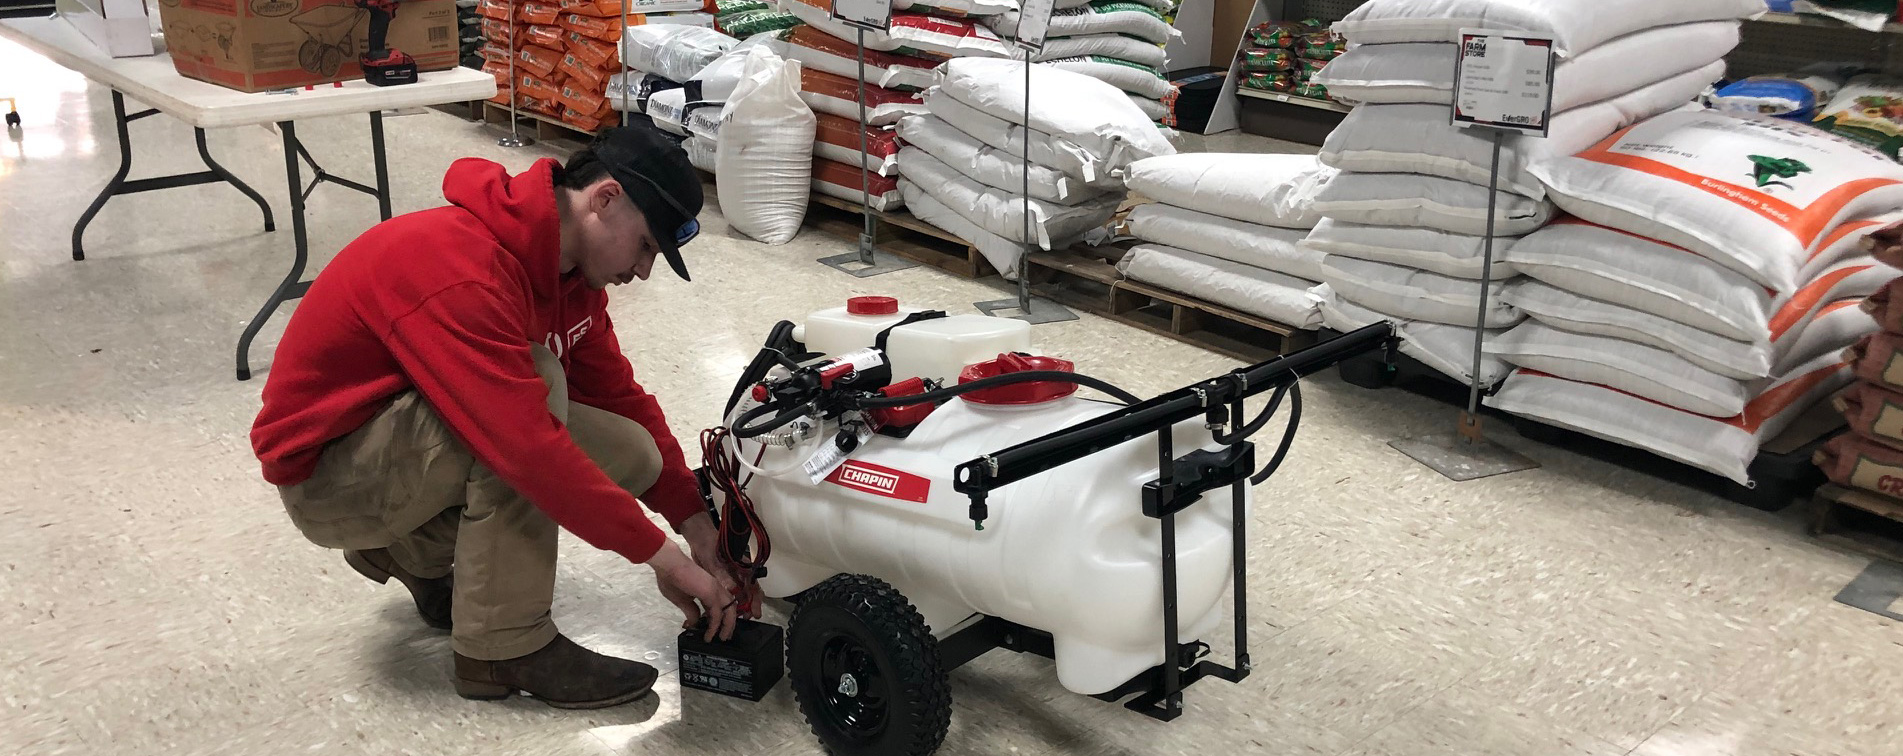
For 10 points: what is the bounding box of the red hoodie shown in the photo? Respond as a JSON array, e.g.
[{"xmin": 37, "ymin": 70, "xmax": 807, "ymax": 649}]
[{"xmin": 251, "ymin": 158, "xmax": 700, "ymax": 563}]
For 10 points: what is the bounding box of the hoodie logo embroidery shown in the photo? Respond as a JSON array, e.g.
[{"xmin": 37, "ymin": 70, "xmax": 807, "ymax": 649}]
[{"xmin": 543, "ymin": 318, "xmax": 592, "ymax": 359}]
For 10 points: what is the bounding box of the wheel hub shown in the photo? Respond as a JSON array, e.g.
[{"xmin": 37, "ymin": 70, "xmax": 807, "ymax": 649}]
[
  {"xmin": 838, "ymin": 674, "xmax": 860, "ymax": 697},
  {"xmin": 818, "ymin": 633, "xmax": 888, "ymax": 740}
]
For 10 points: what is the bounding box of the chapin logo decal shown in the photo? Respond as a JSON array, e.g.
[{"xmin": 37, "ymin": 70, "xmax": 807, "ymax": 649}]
[
  {"xmin": 825, "ymin": 461, "xmax": 930, "ymax": 503},
  {"xmin": 837, "ymin": 465, "xmax": 899, "ymax": 495}
]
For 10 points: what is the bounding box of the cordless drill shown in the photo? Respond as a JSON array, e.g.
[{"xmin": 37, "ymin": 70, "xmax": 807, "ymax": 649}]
[{"xmin": 357, "ymin": 0, "xmax": 419, "ymax": 86}]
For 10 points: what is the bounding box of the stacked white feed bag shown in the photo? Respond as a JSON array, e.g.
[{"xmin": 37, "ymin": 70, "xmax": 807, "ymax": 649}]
[
  {"xmin": 988, "ymin": 0, "xmax": 1178, "ymax": 122},
  {"xmin": 717, "ymin": 47, "xmax": 816, "ymax": 244},
  {"xmin": 899, "ymin": 57, "xmax": 1175, "ymax": 277},
  {"xmin": 1484, "ymin": 110, "xmax": 1903, "ymax": 483},
  {"xmin": 1113, "ymin": 152, "xmax": 1334, "ymax": 327},
  {"xmin": 765, "ymin": 0, "xmax": 1012, "ymax": 209},
  {"xmin": 1306, "ymin": 0, "xmax": 1758, "ymax": 387},
  {"xmin": 1317, "ymin": 285, "xmax": 1511, "ymax": 386},
  {"xmin": 621, "ymin": 24, "xmax": 738, "ymax": 83}
]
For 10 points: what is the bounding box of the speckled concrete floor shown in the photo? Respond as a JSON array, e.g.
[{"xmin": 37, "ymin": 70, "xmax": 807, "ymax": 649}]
[{"xmin": 3, "ymin": 37, "xmax": 1900, "ymax": 756}]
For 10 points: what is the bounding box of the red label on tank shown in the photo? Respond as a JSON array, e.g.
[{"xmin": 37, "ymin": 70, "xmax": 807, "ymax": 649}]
[{"xmin": 826, "ymin": 461, "xmax": 930, "ymax": 503}]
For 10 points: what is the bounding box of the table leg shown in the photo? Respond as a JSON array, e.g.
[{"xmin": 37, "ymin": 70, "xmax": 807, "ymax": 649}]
[
  {"xmin": 195, "ymin": 128, "xmax": 276, "ymax": 233},
  {"xmin": 71, "ymin": 89, "xmax": 133, "ymax": 261},
  {"xmin": 370, "ymin": 110, "xmax": 392, "ymax": 221},
  {"xmin": 235, "ymin": 121, "xmax": 310, "ymax": 382}
]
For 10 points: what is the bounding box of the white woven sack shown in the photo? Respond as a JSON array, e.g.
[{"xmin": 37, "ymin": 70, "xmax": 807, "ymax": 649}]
[
  {"xmin": 897, "ymin": 147, "xmax": 1121, "ymax": 249},
  {"xmin": 936, "ymin": 57, "xmax": 1176, "ymax": 183},
  {"xmin": 1333, "ymin": 0, "xmax": 1768, "ymax": 56},
  {"xmin": 901, "ymin": 180, "xmax": 1033, "ymax": 278},
  {"xmin": 1531, "ymin": 109, "xmax": 1903, "ymax": 293},
  {"xmin": 1504, "ymin": 278, "xmax": 1875, "ymax": 381},
  {"xmin": 1315, "ymin": 22, "xmax": 1741, "ymax": 109},
  {"xmin": 1320, "ymin": 255, "xmax": 1523, "ymax": 328},
  {"xmin": 646, "ymin": 88, "xmax": 692, "ymax": 136},
  {"xmin": 684, "ymin": 135, "xmax": 718, "ymax": 173},
  {"xmin": 608, "ymin": 72, "xmax": 680, "ymax": 114},
  {"xmin": 896, "ymin": 115, "xmax": 1102, "ymax": 204},
  {"xmin": 1122, "ymin": 153, "xmax": 1335, "ymax": 229},
  {"xmin": 1117, "ymin": 246, "xmax": 1324, "ymax": 328},
  {"xmin": 1320, "ymin": 61, "xmax": 1724, "ymax": 200},
  {"xmin": 1486, "ymin": 354, "xmax": 1852, "ymax": 486},
  {"xmin": 989, "ymin": 3, "xmax": 1178, "ymax": 45},
  {"xmin": 1310, "ymin": 172, "xmax": 1555, "ymax": 236},
  {"xmin": 1056, "ymin": 0, "xmax": 1172, "ymax": 10},
  {"xmin": 1045, "ymin": 56, "xmax": 1173, "ymax": 99},
  {"xmin": 775, "ymin": 27, "xmax": 941, "ymax": 91},
  {"xmin": 778, "ymin": 0, "xmax": 1012, "ymax": 57},
  {"xmin": 1301, "ymin": 218, "xmax": 1521, "ymax": 280},
  {"xmin": 1129, "ymin": 95, "xmax": 1169, "ymax": 123},
  {"xmin": 1317, "ymin": 285, "xmax": 1512, "ymax": 386},
  {"xmin": 1125, "ymin": 203, "xmax": 1325, "ymax": 281},
  {"xmin": 716, "ymin": 48, "xmax": 815, "ymax": 245},
  {"xmin": 1487, "ymin": 321, "xmax": 1750, "ymax": 417},
  {"xmin": 893, "ymin": 0, "xmax": 1016, "ymax": 17},
  {"xmin": 622, "ymin": 25, "xmax": 737, "ymax": 82},
  {"xmin": 1502, "ymin": 218, "xmax": 1898, "ymax": 342},
  {"xmin": 1031, "ymin": 34, "xmax": 1168, "ymax": 69}
]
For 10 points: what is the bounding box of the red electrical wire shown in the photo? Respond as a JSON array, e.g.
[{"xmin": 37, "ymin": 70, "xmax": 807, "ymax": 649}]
[{"xmin": 699, "ymin": 426, "xmax": 770, "ymax": 571}]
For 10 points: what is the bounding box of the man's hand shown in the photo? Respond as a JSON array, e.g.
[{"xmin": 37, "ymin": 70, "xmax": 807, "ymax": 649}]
[
  {"xmin": 648, "ymin": 541, "xmax": 736, "ymax": 642},
  {"xmin": 679, "ymin": 512, "xmax": 761, "ymax": 621}
]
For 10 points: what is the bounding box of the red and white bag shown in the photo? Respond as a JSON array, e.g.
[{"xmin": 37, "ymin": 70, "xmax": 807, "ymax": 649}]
[
  {"xmin": 1816, "ymin": 431, "xmax": 1903, "ymax": 494},
  {"xmin": 814, "ymin": 112, "xmax": 900, "ymax": 177},
  {"xmin": 778, "ymin": 0, "xmax": 1011, "ymax": 58},
  {"xmin": 1833, "ymin": 381, "xmax": 1903, "ymax": 451},
  {"xmin": 1846, "ymin": 331, "xmax": 1903, "ymax": 392},
  {"xmin": 778, "ymin": 26, "xmax": 941, "ymax": 92},
  {"xmin": 812, "ymin": 158, "xmax": 904, "ymax": 211},
  {"xmin": 1487, "ymin": 354, "xmax": 1854, "ymax": 485},
  {"xmin": 799, "ymin": 68, "xmax": 926, "ymax": 126},
  {"xmin": 1503, "ymin": 217, "xmax": 1898, "ymax": 343},
  {"xmin": 1532, "ymin": 110, "xmax": 1903, "ymax": 293}
]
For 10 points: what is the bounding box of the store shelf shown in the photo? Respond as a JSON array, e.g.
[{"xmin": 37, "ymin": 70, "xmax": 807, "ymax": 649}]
[
  {"xmin": 1754, "ymin": 10, "xmax": 1903, "ymax": 34},
  {"xmin": 1235, "ymin": 86, "xmax": 1352, "ymax": 114}
]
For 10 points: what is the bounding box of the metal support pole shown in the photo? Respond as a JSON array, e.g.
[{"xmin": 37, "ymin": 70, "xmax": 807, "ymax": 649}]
[
  {"xmin": 370, "ymin": 110, "xmax": 393, "ymax": 221},
  {"xmin": 1228, "ymin": 432, "xmax": 1250, "ymax": 673},
  {"xmin": 1465, "ymin": 129, "xmax": 1504, "ymax": 422},
  {"xmin": 497, "ymin": 1, "xmax": 533, "ymax": 147},
  {"xmin": 973, "ymin": 53, "xmax": 1076, "ymax": 323},
  {"xmin": 818, "ymin": 21, "xmax": 917, "ymax": 278},
  {"xmin": 1156, "ymin": 428, "xmax": 1182, "ymax": 713}
]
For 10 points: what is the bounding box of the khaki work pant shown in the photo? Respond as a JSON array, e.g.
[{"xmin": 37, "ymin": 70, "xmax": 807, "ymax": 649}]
[{"xmin": 278, "ymin": 346, "xmax": 665, "ymax": 660}]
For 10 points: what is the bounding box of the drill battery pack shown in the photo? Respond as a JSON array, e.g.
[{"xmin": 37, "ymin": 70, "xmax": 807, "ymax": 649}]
[{"xmin": 678, "ymin": 618, "xmax": 784, "ymax": 701}]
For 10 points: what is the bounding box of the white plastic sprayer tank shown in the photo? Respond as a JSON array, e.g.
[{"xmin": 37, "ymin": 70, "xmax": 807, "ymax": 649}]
[
  {"xmin": 746, "ymin": 388, "xmax": 1240, "ymax": 697},
  {"xmin": 796, "ymin": 296, "xmax": 1032, "ymax": 383}
]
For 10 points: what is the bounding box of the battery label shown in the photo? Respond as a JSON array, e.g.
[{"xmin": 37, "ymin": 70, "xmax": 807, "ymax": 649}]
[{"xmin": 681, "ymin": 651, "xmax": 756, "ymax": 696}]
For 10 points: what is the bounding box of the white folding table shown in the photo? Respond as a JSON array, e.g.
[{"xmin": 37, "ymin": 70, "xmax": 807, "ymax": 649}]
[{"xmin": 0, "ymin": 17, "xmax": 496, "ymax": 380}]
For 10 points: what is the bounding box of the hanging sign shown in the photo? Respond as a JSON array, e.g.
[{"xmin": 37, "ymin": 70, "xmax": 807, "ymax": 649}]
[
  {"xmin": 1016, "ymin": 0, "xmax": 1057, "ymax": 52},
  {"xmin": 1451, "ymin": 29, "xmax": 1556, "ymax": 137},
  {"xmin": 832, "ymin": 0, "xmax": 893, "ymax": 31}
]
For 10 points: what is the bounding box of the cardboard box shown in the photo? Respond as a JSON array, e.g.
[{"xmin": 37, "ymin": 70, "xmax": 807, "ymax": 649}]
[
  {"xmin": 57, "ymin": 0, "xmax": 158, "ymax": 58},
  {"xmin": 156, "ymin": 0, "xmax": 458, "ymax": 92}
]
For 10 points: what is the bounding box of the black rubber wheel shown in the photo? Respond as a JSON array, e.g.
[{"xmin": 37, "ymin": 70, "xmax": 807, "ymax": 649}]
[{"xmin": 787, "ymin": 575, "xmax": 950, "ymax": 756}]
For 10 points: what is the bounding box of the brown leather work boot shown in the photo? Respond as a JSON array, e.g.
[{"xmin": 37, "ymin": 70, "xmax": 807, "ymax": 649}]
[
  {"xmin": 344, "ymin": 549, "xmax": 452, "ymax": 630},
  {"xmin": 453, "ymin": 634, "xmax": 659, "ymax": 709}
]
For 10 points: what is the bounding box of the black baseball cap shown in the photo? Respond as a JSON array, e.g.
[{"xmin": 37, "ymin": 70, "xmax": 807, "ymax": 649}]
[{"xmin": 587, "ymin": 124, "xmax": 704, "ymax": 281}]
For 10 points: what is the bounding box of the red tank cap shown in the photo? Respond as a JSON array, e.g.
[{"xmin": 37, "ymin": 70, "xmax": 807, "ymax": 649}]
[
  {"xmin": 847, "ymin": 296, "xmax": 899, "ymax": 315},
  {"xmin": 959, "ymin": 353, "xmax": 1078, "ymax": 405}
]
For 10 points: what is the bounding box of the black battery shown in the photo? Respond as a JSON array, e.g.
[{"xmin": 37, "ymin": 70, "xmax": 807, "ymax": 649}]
[{"xmin": 678, "ymin": 618, "xmax": 784, "ymax": 701}]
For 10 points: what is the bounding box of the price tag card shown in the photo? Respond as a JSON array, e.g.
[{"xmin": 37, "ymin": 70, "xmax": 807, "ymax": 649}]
[
  {"xmin": 1451, "ymin": 29, "xmax": 1556, "ymax": 137},
  {"xmin": 1016, "ymin": 0, "xmax": 1057, "ymax": 52},
  {"xmin": 831, "ymin": 0, "xmax": 892, "ymax": 32}
]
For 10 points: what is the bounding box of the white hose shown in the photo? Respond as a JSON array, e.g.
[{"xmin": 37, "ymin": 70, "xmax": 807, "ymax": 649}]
[{"xmin": 723, "ymin": 401, "xmax": 824, "ymax": 479}]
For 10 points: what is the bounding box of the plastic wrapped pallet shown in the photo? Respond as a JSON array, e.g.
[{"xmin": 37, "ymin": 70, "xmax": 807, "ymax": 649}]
[
  {"xmin": 716, "ymin": 48, "xmax": 815, "ymax": 245},
  {"xmin": 933, "ymin": 58, "xmax": 1176, "ymax": 184},
  {"xmin": 1309, "ymin": 172, "xmax": 1556, "ymax": 237},
  {"xmin": 1124, "ymin": 203, "xmax": 1324, "ymax": 281},
  {"xmin": 1318, "ymin": 285, "xmax": 1512, "ymax": 386},
  {"xmin": 1531, "ymin": 110, "xmax": 1903, "ymax": 293},
  {"xmin": 1320, "ymin": 61, "xmax": 1724, "ymax": 200},
  {"xmin": 1121, "ymin": 153, "xmax": 1334, "ymax": 229},
  {"xmin": 1302, "ymin": 219, "xmax": 1521, "ymax": 280},
  {"xmin": 896, "ymin": 115, "xmax": 1103, "ymax": 204},
  {"xmin": 1332, "ymin": 0, "xmax": 1769, "ymax": 55},
  {"xmin": 897, "ymin": 147, "xmax": 1121, "ymax": 249},
  {"xmin": 1320, "ymin": 255, "xmax": 1523, "ymax": 328},
  {"xmin": 621, "ymin": 24, "xmax": 737, "ymax": 82},
  {"xmin": 1314, "ymin": 21, "xmax": 1741, "ymax": 109},
  {"xmin": 900, "ymin": 181, "xmax": 1034, "ymax": 278},
  {"xmin": 1486, "ymin": 353, "xmax": 1853, "ymax": 485},
  {"xmin": 1116, "ymin": 245, "xmax": 1325, "ymax": 329}
]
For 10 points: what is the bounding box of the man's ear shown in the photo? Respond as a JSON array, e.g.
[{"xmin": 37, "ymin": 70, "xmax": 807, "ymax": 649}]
[{"xmin": 591, "ymin": 178, "xmax": 623, "ymax": 213}]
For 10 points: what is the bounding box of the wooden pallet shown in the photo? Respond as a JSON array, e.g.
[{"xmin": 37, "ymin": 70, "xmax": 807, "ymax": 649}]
[
  {"xmin": 481, "ymin": 101, "xmax": 602, "ymax": 145},
  {"xmin": 1021, "ymin": 247, "xmax": 1319, "ymax": 362},
  {"xmin": 1812, "ymin": 483, "xmax": 1903, "ymax": 563},
  {"xmin": 804, "ymin": 193, "xmax": 997, "ymax": 279}
]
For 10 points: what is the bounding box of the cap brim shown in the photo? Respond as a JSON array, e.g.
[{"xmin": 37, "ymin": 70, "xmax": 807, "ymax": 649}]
[{"xmin": 656, "ymin": 228, "xmax": 691, "ymax": 282}]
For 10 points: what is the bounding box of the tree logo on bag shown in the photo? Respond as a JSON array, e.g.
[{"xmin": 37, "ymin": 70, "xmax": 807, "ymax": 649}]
[{"xmin": 1747, "ymin": 155, "xmax": 1812, "ymax": 190}]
